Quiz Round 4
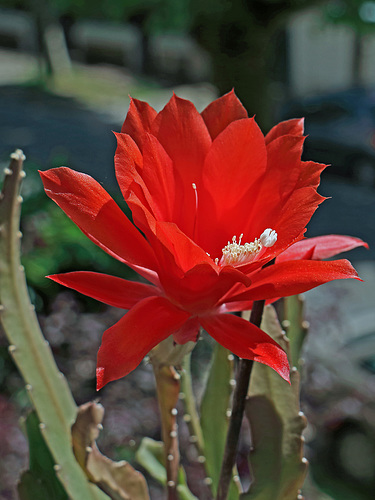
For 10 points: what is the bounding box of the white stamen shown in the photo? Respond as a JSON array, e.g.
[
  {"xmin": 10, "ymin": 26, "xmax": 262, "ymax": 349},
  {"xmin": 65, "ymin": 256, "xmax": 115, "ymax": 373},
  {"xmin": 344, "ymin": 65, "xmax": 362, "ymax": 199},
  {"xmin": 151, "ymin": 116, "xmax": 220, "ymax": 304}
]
[
  {"xmin": 260, "ymin": 228, "xmax": 278, "ymax": 247},
  {"xmin": 192, "ymin": 182, "xmax": 198, "ymax": 240},
  {"xmin": 219, "ymin": 228, "xmax": 277, "ymax": 267}
]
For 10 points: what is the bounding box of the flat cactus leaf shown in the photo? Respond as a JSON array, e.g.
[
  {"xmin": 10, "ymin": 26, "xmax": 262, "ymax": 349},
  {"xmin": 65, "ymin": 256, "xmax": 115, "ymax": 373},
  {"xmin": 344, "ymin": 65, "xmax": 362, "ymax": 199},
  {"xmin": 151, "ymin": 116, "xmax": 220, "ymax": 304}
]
[
  {"xmin": 136, "ymin": 437, "xmax": 199, "ymax": 500},
  {"xmin": 241, "ymin": 305, "xmax": 307, "ymax": 500},
  {"xmin": 72, "ymin": 402, "xmax": 150, "ymax": 500},
  {"xmin": 18, "ymin": 411, "xmax": 68, "ymax": 500},
  {"xmin": 200, "ymin": 343, "xmax": 239, "ymax": 499},
  {"xmin": 0, "ymin": 152, "xmax": 108, "ymax": 500}
]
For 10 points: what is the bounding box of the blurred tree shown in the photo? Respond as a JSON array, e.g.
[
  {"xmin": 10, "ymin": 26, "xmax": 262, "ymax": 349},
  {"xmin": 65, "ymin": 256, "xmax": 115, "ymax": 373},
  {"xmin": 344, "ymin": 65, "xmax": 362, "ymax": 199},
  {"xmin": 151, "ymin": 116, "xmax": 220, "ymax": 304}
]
[
  {"xmin": 323, "ymin": 0, "xmax": 375, "ymax": 86},
  {"xmin": 190, "ymin": 0, "xmax": 375, "ymax": 128},
  {"xmin": 189, "ymin": 0, "xmax": 321, "ymax": 128},
  {"xmin": 30, "ymin": 0, "xmax": 71, "ymax": 79}
]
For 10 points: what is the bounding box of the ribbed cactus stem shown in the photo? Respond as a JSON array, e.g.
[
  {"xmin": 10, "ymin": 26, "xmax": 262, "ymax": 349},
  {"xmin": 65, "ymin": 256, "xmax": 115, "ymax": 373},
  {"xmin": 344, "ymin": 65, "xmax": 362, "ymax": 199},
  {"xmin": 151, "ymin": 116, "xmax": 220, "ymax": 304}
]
[
  {"xmin": 153, "ymin": 365, "xmax": 181, "ymax": 500},
  {"xmin": 0, "ymin": 151, "xmax": 108, "ymax": 500},
  {"xmin": 181, "ymin": 352, "xmax": 205, "ymax": 456}
]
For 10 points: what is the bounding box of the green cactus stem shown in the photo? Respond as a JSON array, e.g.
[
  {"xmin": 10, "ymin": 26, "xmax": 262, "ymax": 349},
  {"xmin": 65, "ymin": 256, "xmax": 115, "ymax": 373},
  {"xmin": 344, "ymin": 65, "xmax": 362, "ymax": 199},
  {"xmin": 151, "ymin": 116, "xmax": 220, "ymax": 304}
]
[
  {"xmin": 242, "ymin": 305, "xmax": 308, "ymax": 500},
  {"xmin": 200, "ymin": 343, "xmax": 239, "ymax": 499},
  {"xmin": 180, "ymin": 352, "xmax": 205, "ymax": 456},
  {"xmin": 153, "ymin": 364, "xmax": 181, "ymax": 500},
  {"xmin": 281, "ymin": 295, "xmax": 309, "ymax": 368},
  {"xmin": 216, "ymin": 300, "xmax": 266, "ymax": 500},
  {"xmin": 0, "ymin": 151, "xmax": 108, "ymax": 500}
]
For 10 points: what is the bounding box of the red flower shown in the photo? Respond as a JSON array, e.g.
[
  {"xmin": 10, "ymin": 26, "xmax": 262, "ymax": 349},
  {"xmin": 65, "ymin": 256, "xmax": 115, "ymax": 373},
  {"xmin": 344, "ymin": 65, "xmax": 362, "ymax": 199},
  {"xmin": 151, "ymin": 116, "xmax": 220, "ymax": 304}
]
[{"xmin": 40, "ymin": 91, "xmax": 367, "ymax": 390}]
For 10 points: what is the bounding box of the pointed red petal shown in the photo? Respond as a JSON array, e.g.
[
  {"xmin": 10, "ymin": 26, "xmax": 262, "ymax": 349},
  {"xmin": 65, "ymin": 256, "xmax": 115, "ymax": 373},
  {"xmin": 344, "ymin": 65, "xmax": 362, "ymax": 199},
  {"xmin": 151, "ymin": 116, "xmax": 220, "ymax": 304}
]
[
  {"xmin": 173, "ymin": 317, "xmax": 200, "ymax": 344},
  {"xmin": 265, "ymin": 118, "xmax": 305, "ymax": 144},
  {"xmin": 298, "ymin": 160, "xmax": 327, "ymax": 190},
  {"xmin": 277, "ymin": 235, "xmax": 368, "ymax": 262},
  {"xmin": 151, "ymin": 94, "xmax": 212, "ymax": 237},
  {"xmin": 201, "ymin": 313, "xmax": 290, "ymax": 382},
  {"xmin": 265, "ymin": 135, "xmax": 306, "ymax": 197},
  {"xmin": 200, "ymin": 118, "xmax": 267, "ymax": 251},
  {"xmin": 155, "ymin": 221, "xmax": 214, "ymax": 273},
  {"xmin": 48, "ymin": 272, "xmax": 159, "ymax": 309},
  {"xmin": 96, "ymin": 297, "xmax": 190, "ymax": 389},
  {"xmin": 121, "ymin": 97, "xmax": 157, "ymax": 150},
  {"xmin": 40, "ymin": 168, "xmax": 157, "ymax": 272},
  {"xmin": 114, "ymin": 132, "xmax": 150, "ymax": 206},
  {"xmin": 201, "ymin": 90, "xmax": 248, "ymax": 140},
  {"xmin": 258, "ymin": 187, "xmax": 326, "ymax": 259},
  {"xmin": 225, "ymin": 259, "xmax": 361, "ymax": 304},
  {"xmin": 141, "ymin": 134, "xmax": 176, "ymax": 221},
  {"xmin": 152, "ymin": 94, "xmax": 211, "ymax": 181},
  {"xmin": 203, "ymin": 118, "xmax": 266, "ymax": 209}
]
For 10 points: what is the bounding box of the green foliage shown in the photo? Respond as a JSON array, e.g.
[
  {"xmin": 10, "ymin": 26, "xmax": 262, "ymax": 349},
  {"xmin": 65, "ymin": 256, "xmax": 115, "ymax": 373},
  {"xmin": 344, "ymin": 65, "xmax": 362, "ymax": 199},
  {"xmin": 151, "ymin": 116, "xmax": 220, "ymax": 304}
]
[
  {"xmin": 18, "ymin": 411, "xmax": 69, "ymax": 500},
  {"xmin": 241, "ymin": 306, "xmax": 307, "ymax": 500},
  {"xmin": 282, "ymin": 295, "xmax": 308, "ymax": 368}
]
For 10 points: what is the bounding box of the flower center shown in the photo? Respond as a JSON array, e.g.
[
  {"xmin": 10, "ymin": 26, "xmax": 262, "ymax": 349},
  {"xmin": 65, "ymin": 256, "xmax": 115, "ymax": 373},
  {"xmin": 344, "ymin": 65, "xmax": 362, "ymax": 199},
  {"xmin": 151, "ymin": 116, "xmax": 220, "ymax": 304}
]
[{"xmin": 218, "ymin": 228, "xmax": 277, "ymax": 266}]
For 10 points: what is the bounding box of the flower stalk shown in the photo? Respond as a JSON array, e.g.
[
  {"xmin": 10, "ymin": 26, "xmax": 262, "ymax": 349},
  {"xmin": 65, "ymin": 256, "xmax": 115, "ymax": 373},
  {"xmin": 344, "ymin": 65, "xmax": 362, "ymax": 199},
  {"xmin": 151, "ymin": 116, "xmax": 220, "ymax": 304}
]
[{"xmin": 216, "ymin": 300, "xmax": 265, "ymax": 500}]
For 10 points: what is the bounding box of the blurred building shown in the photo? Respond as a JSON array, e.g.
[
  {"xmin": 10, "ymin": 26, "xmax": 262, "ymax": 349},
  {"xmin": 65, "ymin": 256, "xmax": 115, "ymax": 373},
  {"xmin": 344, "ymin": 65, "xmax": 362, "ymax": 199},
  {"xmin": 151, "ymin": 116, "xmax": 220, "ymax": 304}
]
[{"xmin": 288, "ymin": 6, "xmax": 375, "ymax": 96}]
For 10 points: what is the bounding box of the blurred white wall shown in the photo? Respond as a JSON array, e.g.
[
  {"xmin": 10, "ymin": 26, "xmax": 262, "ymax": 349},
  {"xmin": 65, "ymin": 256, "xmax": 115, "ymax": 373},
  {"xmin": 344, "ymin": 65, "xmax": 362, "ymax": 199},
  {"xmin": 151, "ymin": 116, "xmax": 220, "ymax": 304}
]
[{"xmin": 288, "ymin": 7, "xmax": 375, "ymax": 96}]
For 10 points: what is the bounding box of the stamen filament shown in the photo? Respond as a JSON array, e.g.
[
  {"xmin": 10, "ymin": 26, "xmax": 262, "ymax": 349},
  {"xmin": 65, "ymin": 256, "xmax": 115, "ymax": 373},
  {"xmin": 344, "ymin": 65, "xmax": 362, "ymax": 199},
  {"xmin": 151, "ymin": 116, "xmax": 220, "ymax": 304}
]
[
  {"xmin": 219, "ymin": 228, "xmax": 277, "ymax": 267},
  {"xmin": 192, "ymin": 182, "xmax": 198, "ymax": 241}
]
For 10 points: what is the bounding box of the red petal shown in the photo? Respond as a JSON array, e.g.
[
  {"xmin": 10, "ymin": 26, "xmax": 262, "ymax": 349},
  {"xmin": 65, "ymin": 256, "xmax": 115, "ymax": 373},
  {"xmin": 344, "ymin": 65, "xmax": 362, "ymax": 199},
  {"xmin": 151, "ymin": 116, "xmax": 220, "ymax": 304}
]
[
  {"xmin": 224, "ymin": 259, "xmax": 361, "ymax": 304},
  {"xmin": 203, "ymin": 118, "xmax": 266, "ymax": 210},
  {"xmin": 48, "ymin": 272, "xmax": 159, "ymax": 309},
  {"xmin": 199, "ymin": 118, "xmax": 267, "ymax": 254},
  {"xmin": 152, "ymin": 94, "xmax": 211, "ymax": 181},
  {"xmin": 298, "ymin": 160, "xmax": 327, "ymax": 190},
  {"xmin": 40, "ymin": 168, "xmax": 157, "ymax": 273},
  {"xmin": 265, "ymin": 135, "xmax": 306, "ymax": 197},
  {"xmin": 114, "ymin": 132, "xmax": 151, "ymax": 208},
  {"xmin": 201, "ymin": 90, "xmax": 248, "ymax": 140},
  {"xmin": 96, "ymin": 296, "xmax": 190, "ymax": 389},
  {"xmin": 141, "ymin": 134, "xmax": 176, "ymax": 221},
  {"xmin": 160, "ymin": 262, "xmax": 250, "ymax": 315},
  {"xmin": 201, "ymin": 313, "xmax": 290, "ymax": 382},
  {"xmin": 121, "ymin": 97, "xmax": 157, "ymax": 150},
  {"xmin": 40, "ymin": 167, "xmax": 156, "ymax": 269},
  {"xmin": 151, "ymin": 95, "xmax": 212, "ymax": 236},
  {"xmin": 155, "ymin": 221, "xmax": 214, "ymax": 273},
  {"xmin": 265, "ymin": 118, "xmax": 304, "ymax": 144},
  {"xmin": 232, "ymin": 186, "xmax": 325, "ymax": 275},
  {"xmin": 255, "ymin": 186, "xmax": 326, "ymax": 259},
  {"xmin": 277, "ymin": 235, "xmax": 368, "ymax": 262},
  {"xmin": 173, "ymin": 317, "xmax": 200, "ymax": 344}
]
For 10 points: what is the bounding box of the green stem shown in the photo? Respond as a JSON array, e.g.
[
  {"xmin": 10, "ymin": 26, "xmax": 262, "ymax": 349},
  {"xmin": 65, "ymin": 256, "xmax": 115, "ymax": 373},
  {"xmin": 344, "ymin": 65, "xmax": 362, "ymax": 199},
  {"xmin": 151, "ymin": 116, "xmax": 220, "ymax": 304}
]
[
  {"xmin": 181, "ymin": 352, "xmax": 205, "ymax": 456},
  {"xmin": 216, "ymin": 300, "xmax": 266, "ymax": 500}
]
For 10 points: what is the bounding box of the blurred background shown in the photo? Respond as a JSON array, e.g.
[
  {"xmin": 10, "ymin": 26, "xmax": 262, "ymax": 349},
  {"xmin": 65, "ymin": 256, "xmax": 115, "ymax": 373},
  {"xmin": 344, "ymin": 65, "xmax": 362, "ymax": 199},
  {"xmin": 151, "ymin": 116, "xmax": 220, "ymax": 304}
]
[{"xmin": 0, "ymin": 0, "xmax": 375, "ymax": 499}]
